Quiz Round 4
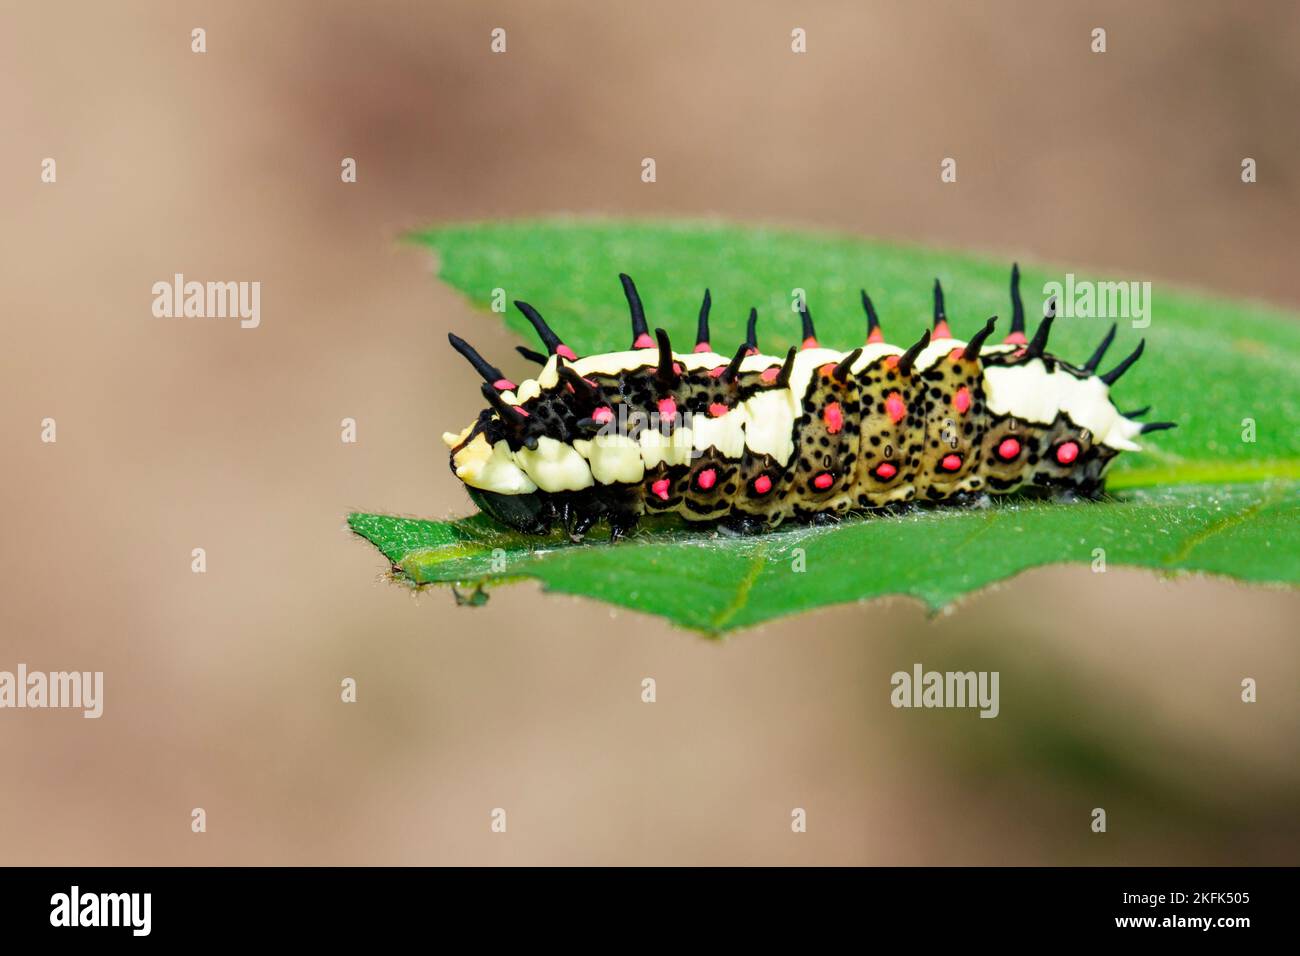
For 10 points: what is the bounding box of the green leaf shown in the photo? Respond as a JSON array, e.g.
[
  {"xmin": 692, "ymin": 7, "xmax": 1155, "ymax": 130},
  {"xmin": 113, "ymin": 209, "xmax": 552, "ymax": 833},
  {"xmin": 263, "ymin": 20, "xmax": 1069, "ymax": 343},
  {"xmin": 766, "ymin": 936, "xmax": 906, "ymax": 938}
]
[
  {"xmin": 349, "ymin": 219, "xmax": 1300, "ymax": 633},
  {"xmin": 350, "ymin": 483, "xmax": 1297, "ymax": 632}
]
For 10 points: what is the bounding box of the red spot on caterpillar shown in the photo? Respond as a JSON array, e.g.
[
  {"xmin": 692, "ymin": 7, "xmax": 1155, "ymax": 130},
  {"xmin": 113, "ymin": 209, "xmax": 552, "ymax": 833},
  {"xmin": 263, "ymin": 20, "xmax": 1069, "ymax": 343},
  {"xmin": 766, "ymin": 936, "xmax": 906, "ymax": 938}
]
[
  {"xmin": 933, "ymin": 320, "xmax": 952, "ymax": 339},
  {"xmin": 674, "ymin": 362, "xmax": 684, "ymax": 374},
  {"xmin": 633, "ymin": 333, "xmax": 655, "ymax": 349},
  {"xmin": 592, "ymin": 406, "xmax": 614, "ymax": 424},
  {"xmin": 693, "ymin": 342, "xmax": 712, "ymax": 353},
  {"xmin": 1004, "ymin": 331, "xmax": 1027, "ymax": 345},
  {"xmin": 1056, "ymin": 441, "xmax": 1079, "ymax": 465},
  {"xmin": 823, "ymin": 402, "xmax": 844, "ymax": 433},
  {"xmin": 940, "ymin": 453, "xmax": 962, "ymax": 472},
  {"xmin": 867, "ymin": 327, "xmax": 884, "ymax": 345},
  {"xmin": 745, "ymin": 346, "xmax": 759, "ymax": 356},
  {"xmin": 997, "ymin": 437, "xmax": 1020, "ymax": 460},
  {"xmin": 760, "ymin": 366, "xmax": 780, "ymax": 384},
  {"xmin": 708, "ymin": 365, "xmax": 726, "ymax": 378},
  {"xmin": 651, "ymin": 478, "xmax": 671, "ymax": 500},
  {"xmin": 802, "ymin": 336, "xmax": 819, "ymax": 350},
  {"xmin": 813, "ymin": 472, "xmax": 834, "ymax": 490},
  {"xmin": 884, "ymin": 355, "xmax": 900, "ymax": 369},
  {"xmin": 819, "ymin": 363, "xmax": 836, "ymax": 376},
  {"xmin": 696, "ymin": 468, "xmax": 717, "ymax": 490},
  {"xmin": 708, "ymin": 402, "xmax": 729, "ymax": 418},
  {"xmin": 512, "ymin": 405, "xmax": 529, "ymax": 417},
  {"xmin": 874, "ymin": 462, "xmax": 897, "ymax": 480},
  {"xmin": 492, "ymin": 378, "xmax": 517, "ymax": 391},
  {"xmin": 953, "ymin": 386, "xmax": 971, "ymax": 414},
  {"xmin": 948, "ymin": 348, "xmax": 964, "ymax": 363},
  {"xmin": 752, "ymin": 474, "xmax": 773, "ymax": 495},
  {"xmin": 885, "ymin": 392, "xmax": 906, "ymax": 423},
  {"xmin": 556, "ymin": 345, "xmax": 578, "ymax": 361},
  {"xmin": 657, "ymin": 397, "xmax": 677, "ymax": 420}
]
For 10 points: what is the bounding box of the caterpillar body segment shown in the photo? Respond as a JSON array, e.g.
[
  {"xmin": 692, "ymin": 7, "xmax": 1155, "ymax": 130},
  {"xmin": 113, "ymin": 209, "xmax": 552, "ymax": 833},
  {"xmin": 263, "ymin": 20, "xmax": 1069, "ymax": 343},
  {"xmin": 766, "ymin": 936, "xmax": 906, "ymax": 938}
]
[{"xmin": 443, "ymin": 269, "xmax": 1171, "ymax": 538}]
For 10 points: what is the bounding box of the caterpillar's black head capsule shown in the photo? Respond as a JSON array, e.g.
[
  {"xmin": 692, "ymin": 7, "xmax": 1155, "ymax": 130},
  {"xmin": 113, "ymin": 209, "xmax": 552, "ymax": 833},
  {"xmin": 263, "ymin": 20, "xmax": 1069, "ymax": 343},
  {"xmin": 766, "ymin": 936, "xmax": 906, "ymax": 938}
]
[{"xmin": 466, "ymin": 487, "xmax": 554, "ymax": 535}]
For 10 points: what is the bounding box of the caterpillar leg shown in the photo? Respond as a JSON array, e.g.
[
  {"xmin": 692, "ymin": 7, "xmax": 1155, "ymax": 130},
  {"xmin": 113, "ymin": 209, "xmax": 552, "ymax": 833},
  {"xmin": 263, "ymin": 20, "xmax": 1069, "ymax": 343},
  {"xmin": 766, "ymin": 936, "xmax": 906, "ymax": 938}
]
[
  {"xmin": 719, "ymin": 513, "xmax": 771, "ymax": 536},
  {"xmin": 556, "ymin": 486, "xmax": 642, "ymax": 542},
  {"xmin": 808, "ymin": 510, "xmax": 843, "ymax": 526},
  {"xmin": 1051, "ymin": 484, "xmax": 1107, "ymax": 504},
  {"xmin": 607, "ymin": 511, "xmax": 640, "ymax": 541},
  {"xmin": 564, "ymin": 505, "xmax": 597, "ymax": 543},
  {"xmin": 945, "ymin": 490, "xmax": 993, "ymax": 510}
]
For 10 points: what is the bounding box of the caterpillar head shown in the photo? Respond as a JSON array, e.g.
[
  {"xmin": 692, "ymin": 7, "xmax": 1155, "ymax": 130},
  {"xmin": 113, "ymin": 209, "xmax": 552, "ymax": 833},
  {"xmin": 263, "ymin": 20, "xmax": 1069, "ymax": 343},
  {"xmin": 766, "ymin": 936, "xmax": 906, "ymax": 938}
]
[{"xmin": 975, "ymin": 296, "xmax": 1171, "ymax": 495}]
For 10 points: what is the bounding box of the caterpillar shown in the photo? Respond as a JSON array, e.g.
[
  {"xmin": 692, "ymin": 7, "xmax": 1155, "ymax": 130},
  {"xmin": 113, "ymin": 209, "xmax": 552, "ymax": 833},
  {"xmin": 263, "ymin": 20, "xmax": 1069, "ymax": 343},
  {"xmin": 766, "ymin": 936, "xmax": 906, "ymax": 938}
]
[{"xmin": 441, "ymin": 266, "xmax": 1174, "ymax": 539}]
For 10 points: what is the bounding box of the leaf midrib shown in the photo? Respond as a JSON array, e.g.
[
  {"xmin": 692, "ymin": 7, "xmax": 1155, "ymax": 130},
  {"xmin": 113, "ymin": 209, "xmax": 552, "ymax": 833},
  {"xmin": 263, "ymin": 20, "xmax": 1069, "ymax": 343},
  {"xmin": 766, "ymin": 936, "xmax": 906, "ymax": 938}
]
[
  {"xmin": 1162, "ymin": 484, "xmax": 1284, "ymax": 566},
  {"xmin": 708, "ymin": 544, "xmax": 770, "ymax": 632}
]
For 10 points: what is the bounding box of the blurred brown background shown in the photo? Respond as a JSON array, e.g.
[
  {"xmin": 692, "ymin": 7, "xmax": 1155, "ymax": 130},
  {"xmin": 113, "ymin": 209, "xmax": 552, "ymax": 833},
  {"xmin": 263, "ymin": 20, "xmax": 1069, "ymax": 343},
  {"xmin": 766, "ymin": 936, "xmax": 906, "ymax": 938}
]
[{"xmin": 1, "ymin": 0, "xmax": 1297, "ymax": 865}]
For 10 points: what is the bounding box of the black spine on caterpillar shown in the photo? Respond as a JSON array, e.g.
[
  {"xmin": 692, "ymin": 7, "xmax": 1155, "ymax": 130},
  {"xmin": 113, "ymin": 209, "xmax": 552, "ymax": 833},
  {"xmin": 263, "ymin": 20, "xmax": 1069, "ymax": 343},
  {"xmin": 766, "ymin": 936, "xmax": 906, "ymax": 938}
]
[{"xmin": 443, "ymin": 268, "xmax": 1172, "ymax": 538}]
